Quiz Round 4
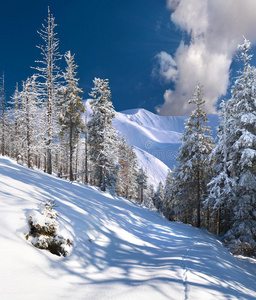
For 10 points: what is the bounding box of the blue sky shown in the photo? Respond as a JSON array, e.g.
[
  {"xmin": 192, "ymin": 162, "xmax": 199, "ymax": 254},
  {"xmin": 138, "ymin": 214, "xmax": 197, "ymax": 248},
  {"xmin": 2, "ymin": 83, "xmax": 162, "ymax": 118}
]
[
  {"xmin": 0, "ymin": 0, "xmax": 181, "ymax": 113},
  {"xmin": 1, "ymin": 0, "xmax": 256, "ymax": 116}
]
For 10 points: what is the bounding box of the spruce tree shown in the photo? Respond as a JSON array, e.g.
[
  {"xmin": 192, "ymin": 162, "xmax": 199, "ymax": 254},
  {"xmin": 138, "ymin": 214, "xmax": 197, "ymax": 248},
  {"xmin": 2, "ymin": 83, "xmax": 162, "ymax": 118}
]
[
  {"xmin": 88, "ymin": 78, "xmax": 119, "ymax": 192},
  {"xmin": 222, "ymin": 38, "xmax": 256, "ymax": 255},
  {"xmin": 173, "ymin": 83, "xmax": 213, "ymax": 227},
  {"xmin": 205, "ymin": 100, "xmax": 235, "ymax": 234},
  {"xmin": 137, "ymin": 168, "xmax": 148, "ymax": 204},
  {"xmin": 1, "ymin": 73, "xmax": 6, "ymax": 156},
  {"xmin": 116, "ymin": 136, "xmax": 138, "ymax": 200},
  {"xmin": 162, "ymin": 171, "xmax": 175, "ymax": 221},
  {"xmin": 153, "ymin": 182, "xmax": 165, "ymax": 212},
  {"xmin": 11, "ymin": 83, "xmax": 23, "ymax": 161},
  {"xmin": 19, "ymin": 75, "xmax": 41, "ymax": 168},
  {"xmin": 57, "ymin": 51, "xmax": 85, "ymax": 181},
  {"xmin": 34, "ymin": 7, "xmax": 62, "ymax": 174}
]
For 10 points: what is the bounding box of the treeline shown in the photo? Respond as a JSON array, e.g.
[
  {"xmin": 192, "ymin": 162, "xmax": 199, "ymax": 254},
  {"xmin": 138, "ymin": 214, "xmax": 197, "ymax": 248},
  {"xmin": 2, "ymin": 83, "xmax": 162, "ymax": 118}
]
[
  {"xmin": 0, "ymin": 8, "xmax": 152, "ymax": 204},
  {"xmin": 153, "ymin": 38, "xmax": 256, "ymax": 257}
]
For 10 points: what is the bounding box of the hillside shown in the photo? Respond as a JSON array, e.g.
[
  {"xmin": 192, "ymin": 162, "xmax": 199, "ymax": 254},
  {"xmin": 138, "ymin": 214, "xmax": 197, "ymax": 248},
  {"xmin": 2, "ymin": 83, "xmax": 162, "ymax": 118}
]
[
  {"xmin": 113, "ymin": 108, "xmax": 219, "ymax": 187},
  {"xmin": 0, "ymin": 156, "xmax": 256, "ymax": 300}
]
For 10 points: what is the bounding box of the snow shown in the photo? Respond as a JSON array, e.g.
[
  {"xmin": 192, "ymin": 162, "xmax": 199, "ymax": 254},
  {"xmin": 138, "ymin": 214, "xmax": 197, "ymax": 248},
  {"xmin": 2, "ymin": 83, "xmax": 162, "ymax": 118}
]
[
  {"xmin": 113, "ymin": 107, "xmax": 219, "ymax": 188},
  {"xmin": 83, "ymin": 100, "xmax": 218, "ymax": 189},
  {"xmin": 133, "ymin": 146, "xmax": 170, "ymax": 187},
  {"xmin": 0, "ymin": 156, "xmax": 256, "ymax": 300}
]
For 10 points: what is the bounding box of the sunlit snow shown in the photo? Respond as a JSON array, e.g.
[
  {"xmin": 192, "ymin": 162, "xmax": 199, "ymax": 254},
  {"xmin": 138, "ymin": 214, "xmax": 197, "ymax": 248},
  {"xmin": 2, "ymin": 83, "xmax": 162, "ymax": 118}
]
[{"xmin": 0, "ymin": 156, "xmax": 256, "ymax": 300}]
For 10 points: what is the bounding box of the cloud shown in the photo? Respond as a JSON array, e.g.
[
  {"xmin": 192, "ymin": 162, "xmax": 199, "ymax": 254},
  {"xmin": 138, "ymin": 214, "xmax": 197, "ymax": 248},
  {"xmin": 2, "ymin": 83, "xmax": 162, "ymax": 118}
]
[
  {"xmin": 155, "ymin": 0, "xmax": 256, "ymax": 116},
  {"xmin": 153, "ymin": 51, "xmax": 178, "ymax": 82}
]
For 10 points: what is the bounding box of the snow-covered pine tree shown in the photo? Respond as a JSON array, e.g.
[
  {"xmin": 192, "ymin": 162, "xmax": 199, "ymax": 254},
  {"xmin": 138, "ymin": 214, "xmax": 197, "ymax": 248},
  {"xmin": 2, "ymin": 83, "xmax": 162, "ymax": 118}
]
[
  {"xmin": 11, "ymin": 83, "xmax": 23, "ymax": 160},
  {"xmin": 137, "ymin": 168, "xmax": 148, "ymax": 204},
  {"xmin": 8, "ymin": 83, "xmax": 23, "ymax": 161},
  {"xmin": 162, "ymin": 170, "xmax": 175, "ymax": 221},
  {"xmin": 0, "ymin": 72, "xmax": 6, "ymax": 156},
  {"xmin": 57, "ymin": 51, "xmax": 85, "ymax": 181},
  {"xmin": 144, "ymin": 184, "xmax": 155, "ymax": 209},
  {"xmin": 84, "ymin": 104, "xmax": 89, "ymax": 185},
  {"xmin": 88, "ymin": 78, "xmax": 119, "ymax": 192},
  {"xmin": 173, "ymin": 83, "xmax": 213, "ymax": 227},
  {"xmin": 153, "ymin": 182, "xmax": 165, "ymax": 213},
  {"xmin": 205, "ymin": 100, "xmax": 236, "ymax": 234},
  {"xmin": 33, "ymin": 7, "xmax": 62, "ymax": 174},
  {"xmin": 222, "ymin": 38, "xmax": 256, "ymax": 256},
  {"xmin": 116, "ymin": 136, "xmax": 138, "ymax": 201},
  {"xmin": 20, "ymin": 75, "xmax": 41, "ymax": 168}
]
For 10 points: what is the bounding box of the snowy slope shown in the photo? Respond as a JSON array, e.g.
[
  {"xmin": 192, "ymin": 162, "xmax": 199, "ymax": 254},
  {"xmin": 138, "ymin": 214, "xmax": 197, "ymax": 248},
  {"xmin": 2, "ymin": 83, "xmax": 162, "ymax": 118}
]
[
  {"xmin": 112, "ymin": 108, "xmax": 219, "ymax": 187},
  {"xmin": 85, "ymin": 101, "xmax": 172, "ymax": 187},
  {"xmin": 113, "ymin": 108, "xmax": 219, "ymax": 171},
  {"xmin": 1, "ymin": 156, "xmax": 256, "ymax": 300}
]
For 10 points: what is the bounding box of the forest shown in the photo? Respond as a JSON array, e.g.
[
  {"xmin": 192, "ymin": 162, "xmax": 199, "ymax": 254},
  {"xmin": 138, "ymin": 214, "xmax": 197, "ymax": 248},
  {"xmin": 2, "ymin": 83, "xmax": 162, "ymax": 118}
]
[{"xmin": 1, "ymin": 9, "xmax": 256, "ymax": 257}]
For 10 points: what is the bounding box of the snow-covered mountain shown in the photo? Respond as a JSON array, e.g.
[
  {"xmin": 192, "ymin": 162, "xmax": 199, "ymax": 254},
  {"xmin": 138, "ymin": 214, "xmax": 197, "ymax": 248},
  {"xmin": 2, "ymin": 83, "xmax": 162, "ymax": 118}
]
[
  {"xmin": 1, "ymin": 156, "xmax": 256, "ymax": 300},
  {"xmin": 112, "ymin": 107, "xmax": 219, "ymax": 187}
]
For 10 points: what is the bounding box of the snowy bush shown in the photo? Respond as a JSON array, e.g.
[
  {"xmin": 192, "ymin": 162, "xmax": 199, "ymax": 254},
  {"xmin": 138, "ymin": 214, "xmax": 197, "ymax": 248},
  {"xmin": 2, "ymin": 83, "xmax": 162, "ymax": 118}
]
[
  {"xmin": 223, "ymin": 221, "xmax": 256, "ymax": 256},
  {"xmin": 26, "ymin": 200, "xmax": 73, "ymax": 257}
]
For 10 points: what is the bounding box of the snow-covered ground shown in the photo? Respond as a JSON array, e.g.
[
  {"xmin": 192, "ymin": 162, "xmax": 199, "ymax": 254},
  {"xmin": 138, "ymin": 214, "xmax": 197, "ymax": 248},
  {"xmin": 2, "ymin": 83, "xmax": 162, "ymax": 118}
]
[{"xmin": 0, "ymin": 156, "xmax": 256, "ymax": 300}]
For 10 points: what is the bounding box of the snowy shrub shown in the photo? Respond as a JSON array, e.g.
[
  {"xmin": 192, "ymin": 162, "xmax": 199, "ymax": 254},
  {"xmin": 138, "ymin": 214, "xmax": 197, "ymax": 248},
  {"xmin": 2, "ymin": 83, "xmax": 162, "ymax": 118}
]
[
  {"xmin": 223, "ymin": 221, "xmax": 256, "ymax": 256},
  {"xmin": 26, "ymin": 200, "xmax": 73, "ymax": 257}
]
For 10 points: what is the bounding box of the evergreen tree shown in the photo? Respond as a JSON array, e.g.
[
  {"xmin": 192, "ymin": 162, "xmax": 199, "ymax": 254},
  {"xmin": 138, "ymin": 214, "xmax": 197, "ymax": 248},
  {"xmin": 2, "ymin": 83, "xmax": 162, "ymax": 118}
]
[
  {"xmin": 162, "ymin": 170, "xmax": 175, "ymax": 221},
  {"xmin": 20, "ymin": 76, "xmax": 41, "ymax": 168},
  {"xmin": 34, "ymin": 7, "xmax": 62, "ymax": 174},
  {"xmin": 205, "ymin": 100, "xmax": 235, "ymax": 234},
  {"xmin": 0, "ymin": 73, "xmax": 6, "ymax": 156},
  {"xmin": 144, "ymin": 184, "xmax": 155, "ymax": 209},
  {"xmin": 137, "ymin": 168, "xmax": 148, "ymax": 204},
  {"xmin": 88, "ymin": 78, "xmax": 119, "ymax": 192},
  {"xmin": 222, "ymin": 38, "xmax": 256, "ymax": 256},
  {"xmin": 173, "ymin": 83, "xmax": 213, "ymax": 227},
  {"xmin": 116, "ymin": 136, "xmax": 138, "ymax": 200},
  {"xmin": 11, "ymin": 83, "xmax": 23, "ymax": 161},
  {"xmin": 57, "ymin": 51, "xmax": 85, "ymax": 181},
  {"xmin": 153, "ymin": 182, "xmax": 165, "ymax": 212}
]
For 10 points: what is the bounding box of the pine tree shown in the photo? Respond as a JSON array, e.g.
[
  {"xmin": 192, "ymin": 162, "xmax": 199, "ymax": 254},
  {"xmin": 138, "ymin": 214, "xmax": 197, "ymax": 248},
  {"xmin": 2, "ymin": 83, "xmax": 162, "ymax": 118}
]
[
  {"xmin": 0, "ymin": 72, "xmax": 6, "ymax": 156},
  {"xmin": 137, "ymin": 168, "xmax": 148, "ymax": 204},
  {"xmin": 57, "ymin": 51, "xmax": 85, "ymax": 181},
  {"xmin": 33, "ymin": 7, "xmax": 62, "ymax": 174},
  {"xmin": 205, "ymin": 100, "xmax": 235, "ymax": 234},
  {"xmin": 116, "ymin": 136, "xmax": 138, "ymax": 200},
  {"xmin": 173, "ymin": 83, "xmax": 213, "ymax": 227},
  {"xmin": 88, "ymin": 78, "xmax": 119, "ymax": 192},
  {"xmin": 153, "ymin": 182, "xmax": 165, "ymax": 212},
  {"xmin": 162, "ymin": 170, "xmax": 175, "ymax": 221},
  {"xmin": 222, "ymin": 38, "xmax": 256, "ymax": 256},
  {"xmin": 84, "ymin": 105, "xmax": 89, "ymax": 185},
  {"xmin": 20, "ymin": 76, "xmax": 41, "ymax": 168},
  {"xmin": 11, "ymin": 83, "xmax": 23, "ymax": 160},
  {"xmin": 144, "ymin": 184, "xmax": 155, "ymax": 209}
]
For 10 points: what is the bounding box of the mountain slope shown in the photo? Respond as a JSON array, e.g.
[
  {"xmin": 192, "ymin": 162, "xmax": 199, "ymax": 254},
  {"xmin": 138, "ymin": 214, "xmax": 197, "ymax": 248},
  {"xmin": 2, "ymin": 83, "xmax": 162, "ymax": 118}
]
[
  {"xmin": 113, "ymin": 108, "xmax": 219, "ymax": 187},
  {"xmin": 0, "ymin": 156, "xmax": 256, "ymax": 300}
]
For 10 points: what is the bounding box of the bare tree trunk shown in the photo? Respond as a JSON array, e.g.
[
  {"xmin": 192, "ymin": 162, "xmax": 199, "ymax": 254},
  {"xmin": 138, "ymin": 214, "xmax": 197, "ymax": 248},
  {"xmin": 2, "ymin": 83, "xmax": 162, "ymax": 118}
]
[{"xmin": 101, "ymin": 165, "xmax": 106, "ymax": 192}]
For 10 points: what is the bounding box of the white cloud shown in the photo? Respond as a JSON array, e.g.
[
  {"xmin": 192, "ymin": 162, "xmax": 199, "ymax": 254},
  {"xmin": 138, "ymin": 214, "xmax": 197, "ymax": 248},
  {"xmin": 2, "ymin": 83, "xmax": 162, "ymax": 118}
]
[
  {"xmin": 153, "ymin": 51, "xmax": 178, "ymax": 82},
  {"xmin": 156, "ymin": 0, "xmax": 256, "ymax": 116}
]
